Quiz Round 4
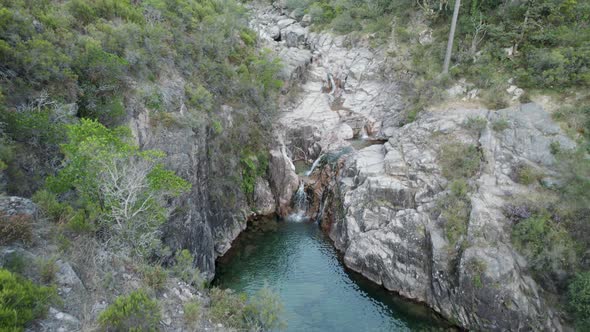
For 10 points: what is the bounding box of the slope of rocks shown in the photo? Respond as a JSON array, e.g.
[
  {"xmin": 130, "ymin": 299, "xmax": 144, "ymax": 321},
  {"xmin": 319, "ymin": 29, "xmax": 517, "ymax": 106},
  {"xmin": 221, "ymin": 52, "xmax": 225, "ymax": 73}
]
[{"xmin": 252, "ymin": 3, "xmax": 571, "ymax": 330}]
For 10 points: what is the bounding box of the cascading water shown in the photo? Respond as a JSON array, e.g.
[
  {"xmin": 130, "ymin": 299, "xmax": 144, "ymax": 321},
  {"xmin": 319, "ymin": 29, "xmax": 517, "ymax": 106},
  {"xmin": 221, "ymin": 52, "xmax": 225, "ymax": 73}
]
[
  {"xmin": 359, "ymin": 125, "xmax": 369, "ymax": 139},
  {"xmin": 305, "ymin": 154, "xmax": 324, "ymax": 176},
  {"xmin": 288, "ymin": 181, "xmax": 308, "ymax": 222}
]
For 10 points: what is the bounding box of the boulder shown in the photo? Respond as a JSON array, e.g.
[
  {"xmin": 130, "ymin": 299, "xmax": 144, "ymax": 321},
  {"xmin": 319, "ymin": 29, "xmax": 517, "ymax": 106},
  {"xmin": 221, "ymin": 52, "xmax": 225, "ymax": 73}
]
[
  {"xmin": 253, "ymin": 177, "xmax": 276, "ymax": 215},
  {"xmin": 0, "ymin": 196, "xmax": 36, "ymax": 217}
]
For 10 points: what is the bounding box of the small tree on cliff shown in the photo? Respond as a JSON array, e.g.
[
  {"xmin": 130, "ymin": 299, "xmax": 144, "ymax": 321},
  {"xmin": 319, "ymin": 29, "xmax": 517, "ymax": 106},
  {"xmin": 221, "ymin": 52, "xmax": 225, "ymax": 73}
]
[{"xmin": 47, "ymin": 119, "xmax": 191, "ymax": 257}]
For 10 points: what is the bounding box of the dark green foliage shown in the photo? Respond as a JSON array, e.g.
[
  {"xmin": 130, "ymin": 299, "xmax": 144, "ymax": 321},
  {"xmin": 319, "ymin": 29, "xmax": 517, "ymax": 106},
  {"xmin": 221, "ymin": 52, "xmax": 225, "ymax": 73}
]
[
  {"xmin": 241, "ymin": 152, "xmax": 269, "ymax": 195},
  {"xmin": 439, "ymin": 142, "xmax": 482, "ymax": 180},
  {"xmin": 569, "ymin": 272, "xmax": 590, "ymax": 331},
  {"xmin": 0, "ymin": 269, "xmax": 56, "ymax": 331},
  {"xmin": 98, "ymin": 290, "xmax": 161, "ymax": 332},
  {"xmin": 44, "ymin": 119, "xmax": 190, "ymax": 257},
  {"xmin": 0, "ymin": 0, "xmax": 281, "ymax": 199}
]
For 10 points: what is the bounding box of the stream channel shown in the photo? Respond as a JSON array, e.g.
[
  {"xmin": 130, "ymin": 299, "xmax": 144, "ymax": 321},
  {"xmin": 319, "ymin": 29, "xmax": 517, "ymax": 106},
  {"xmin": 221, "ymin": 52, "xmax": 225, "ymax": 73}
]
[{"xmin": 215, "ymin": 215, "xmax": 449, "ymax": 331}]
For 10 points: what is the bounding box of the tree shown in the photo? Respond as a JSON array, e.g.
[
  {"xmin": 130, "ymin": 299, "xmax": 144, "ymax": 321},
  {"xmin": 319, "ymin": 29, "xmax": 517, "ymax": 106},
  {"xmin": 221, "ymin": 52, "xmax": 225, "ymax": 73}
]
[
  {"xmin": 47, "ymin": 119, "xmax": 191, "ymax": 257},
  {"xmin": 443, "ymin": 0, "xmax": 461, "ymax": 74}
]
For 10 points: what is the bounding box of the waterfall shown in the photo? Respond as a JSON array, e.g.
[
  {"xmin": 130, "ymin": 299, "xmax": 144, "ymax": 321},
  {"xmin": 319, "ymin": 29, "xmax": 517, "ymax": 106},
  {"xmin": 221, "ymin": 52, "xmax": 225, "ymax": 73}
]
[
  {"xmin": 293, "ymin": 182, "xmax": 307, "ymax": 211},
  {"xmin": 288, "ymin": 182, "xmax": 308, "ymax": 222},
  {"xmin": 305, "ymin": 154, "xmax": 324, "ymax": 176},
  {"xmin": 360, "ymin": 126, "xmax": 369, "ymax": 140}
]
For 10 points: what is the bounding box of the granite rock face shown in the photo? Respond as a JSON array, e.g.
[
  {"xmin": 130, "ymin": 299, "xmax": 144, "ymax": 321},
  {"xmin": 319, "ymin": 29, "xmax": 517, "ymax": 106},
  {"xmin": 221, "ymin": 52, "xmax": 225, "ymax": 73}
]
[
  {"xmin": 128, "ymin": 73, "xmax": 251, "ymax": 280},
  {"xmin": 328, "ymin": 105, "xmax": 570, "ymax": 331},
  {"xmin": 251, "ymin": 3, "xmax": 569, "ymax": 329}
]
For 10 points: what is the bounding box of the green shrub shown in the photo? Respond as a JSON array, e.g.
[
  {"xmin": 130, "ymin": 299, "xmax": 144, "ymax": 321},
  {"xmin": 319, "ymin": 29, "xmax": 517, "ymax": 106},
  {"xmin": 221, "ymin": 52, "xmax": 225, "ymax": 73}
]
[
  {"xmin": 439, "ymin": 142, "xmax": 482, "ymax": 180},
  {"xmin": 569, "ymin": 272, "xmax": 590, "ymax": 330},
  {"xmin": 492, "ymin": 118, "xmax": 510, "ymax": 132},
  {"xmin": 142, "ymin": 265, "xmax": 167, "ymax": 291},
  {"xmin": 209, "ymin": 286, "xmax": 285, "ymax": 331},
  {"xmin": 467, "ymin": 258, "xmax": 487, "ymax": 289},
  {"xmin": 45, "ymin": 119, "xmax": 190, "ymax": 258},
  {"xmin": 481, "ymin": 86, "xmax": 509, "ymax": 110},
  {"xmin": 39, "ymin": 258, "xmax": 57, "ymax": 285},
  {"xmin": 98, "ymin": 290, "xmax": 161, "ymax": 332},
  {"xmin": 0, "ymin": 213, "xmax": 33, "ymax": 246},
  {"xmin": 463, "ymin": 116, "xmax": 487, "ymax": 135},
  {"xmin": 209, "ymin": 287, "xmax": 248, "ymax": 328},
  {"xmin": 0, "ymin": 268, "xmax": 56, "ymax": 331},
  {"xmin": 243, "ymin": 285, "xmax": 286, "ymax": 331},
  {"xmin": 240, "ymin": 152, "xmax": 269, "ymax": 195},
  {"xmin": 183, "ymin": 300, "xmax": 201, "ymax": 328},
  {"xmin": 511, "ymin": 214, "xmax": 576, "ymax": 273},
  {"xmin": 331, "ymin": 13, "xmax": 361, "ymax": 34},
  {"xmin": 172, "ymin": 250, "xmax": 203, "ymax": 287},
  {"xmin": 438, "ymin": 179, "xmax": 471, "ymax": 246},
  {"xmin": 32, "ymin": 190, "xmax": 72, "ymax": 223},
  {"xmin": 513, "ymin": 164, "xmax": 543, "ymax": 185}
]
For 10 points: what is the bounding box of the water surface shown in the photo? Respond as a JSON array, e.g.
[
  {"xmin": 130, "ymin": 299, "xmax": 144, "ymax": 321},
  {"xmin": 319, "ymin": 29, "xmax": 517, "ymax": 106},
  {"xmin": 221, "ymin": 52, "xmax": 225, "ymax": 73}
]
[{"xmin": 215, "ymin": 217, "xmax": 449, "ymax": 331}]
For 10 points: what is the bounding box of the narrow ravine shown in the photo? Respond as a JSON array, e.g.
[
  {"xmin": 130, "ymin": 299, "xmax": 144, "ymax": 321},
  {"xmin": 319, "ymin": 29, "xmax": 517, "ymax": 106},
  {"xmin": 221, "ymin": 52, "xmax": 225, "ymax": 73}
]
[{"xmin": 215, "ymin": 217, "xmax": 449, "ymax": 331}]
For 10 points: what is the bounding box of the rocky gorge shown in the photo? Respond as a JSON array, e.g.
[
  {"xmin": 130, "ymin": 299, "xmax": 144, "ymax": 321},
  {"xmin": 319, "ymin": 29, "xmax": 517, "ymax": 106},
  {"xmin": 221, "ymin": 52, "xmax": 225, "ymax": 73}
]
[
  {"xmin": 247, "ymin": 2, "xmax": 574, "ymax": 331},
  {"xmin": 0, "ymin": 1, "xmax": 583, "ymax": 330}
]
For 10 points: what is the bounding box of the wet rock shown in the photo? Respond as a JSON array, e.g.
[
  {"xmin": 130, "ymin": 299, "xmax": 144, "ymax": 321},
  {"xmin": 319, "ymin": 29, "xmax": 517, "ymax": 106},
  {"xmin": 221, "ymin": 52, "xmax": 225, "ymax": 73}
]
[
  {"xmin": 253, "ymin": 177, "xmax": 276, "ymax": 215},
  {"xmin": 268, "ymin": 146, "xmax": 299, "ymax": 217}
]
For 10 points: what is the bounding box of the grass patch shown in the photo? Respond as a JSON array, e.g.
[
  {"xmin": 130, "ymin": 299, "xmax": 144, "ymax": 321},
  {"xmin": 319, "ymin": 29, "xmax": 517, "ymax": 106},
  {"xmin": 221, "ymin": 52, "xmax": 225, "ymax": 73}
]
[{"xmin": 439, "ymin": 142, "xmax": 482, "ymax": 180}]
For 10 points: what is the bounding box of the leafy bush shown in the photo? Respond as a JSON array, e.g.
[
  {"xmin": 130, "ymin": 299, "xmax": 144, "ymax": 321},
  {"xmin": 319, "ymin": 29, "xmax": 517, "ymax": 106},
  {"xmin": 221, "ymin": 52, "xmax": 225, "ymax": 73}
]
[
  {"xmin": 183, "ymin": 300, "xmax": 201, "ymax": 328},
  {"xmin": 0, "ymin": 269, "xmax": 56, "ymax": 331},
  {"xmin": 142, "ymin": 265, "xmax": 167, "ymax": 291},
  {"xmin": 481, "ymin": 86, "xmax": 509, "ymax": 110},
  {"xmin": 0, "ymin": 213, "xmax": 33, "ymax": 246},
  {"xmin": 39, "ymin": 258, "xmax": 57, "ymax": 285},
  {"xmin": 463, "ymin": 116, "xmax": 487, "ymax": 135},
  {"xmin": 492, "ymin": 118, "xmax": 510, "ymax": 132},
  {"xmin": 240, "ymin": 152, "xmax": 269, "ymax": 195},
  {"xmin": 512, "ymin": 164, "xmax": 543, "ymax": 185},
  {"xmin": 209, "ymin": 287, "xmax": 248, "ymax": 328},
  {"xmin": 98, "ymin": 290, "xmax": 161, "ymax": 332},
  {"xmin": 243, "ymin": 285, "xmax": 286, "ymax": 331},
  {"xmin": 438, "ymin": 179, "xmax": 471, "ymax": 246},
  {"xmin": 32, "ymin": 190, "xmax": 73, "ymax": 224},
  {"xmin": 511, "ymin": 214, "xmax": 576, "ymax": 273},
  {"xmin": 467, "ymin": 258, "xmax": 487, "ymax": 288},
  {"xmin": 439, "ymin": 142, "xmax": 482, "ymax": 180},
  {"xmin": 46, "ymin": 119, "xmax": 190, "ymax": 258},
  {"xmin": 209, "ymin": 286, "xmax": 285, "ymax": 331},
  {"xmin": 171, "ymin": 250, "xmax": 203, "ymax": 287},
  {"xmin": 569, "ymin": 272, "xmax": 590, "ymax": 330}
]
